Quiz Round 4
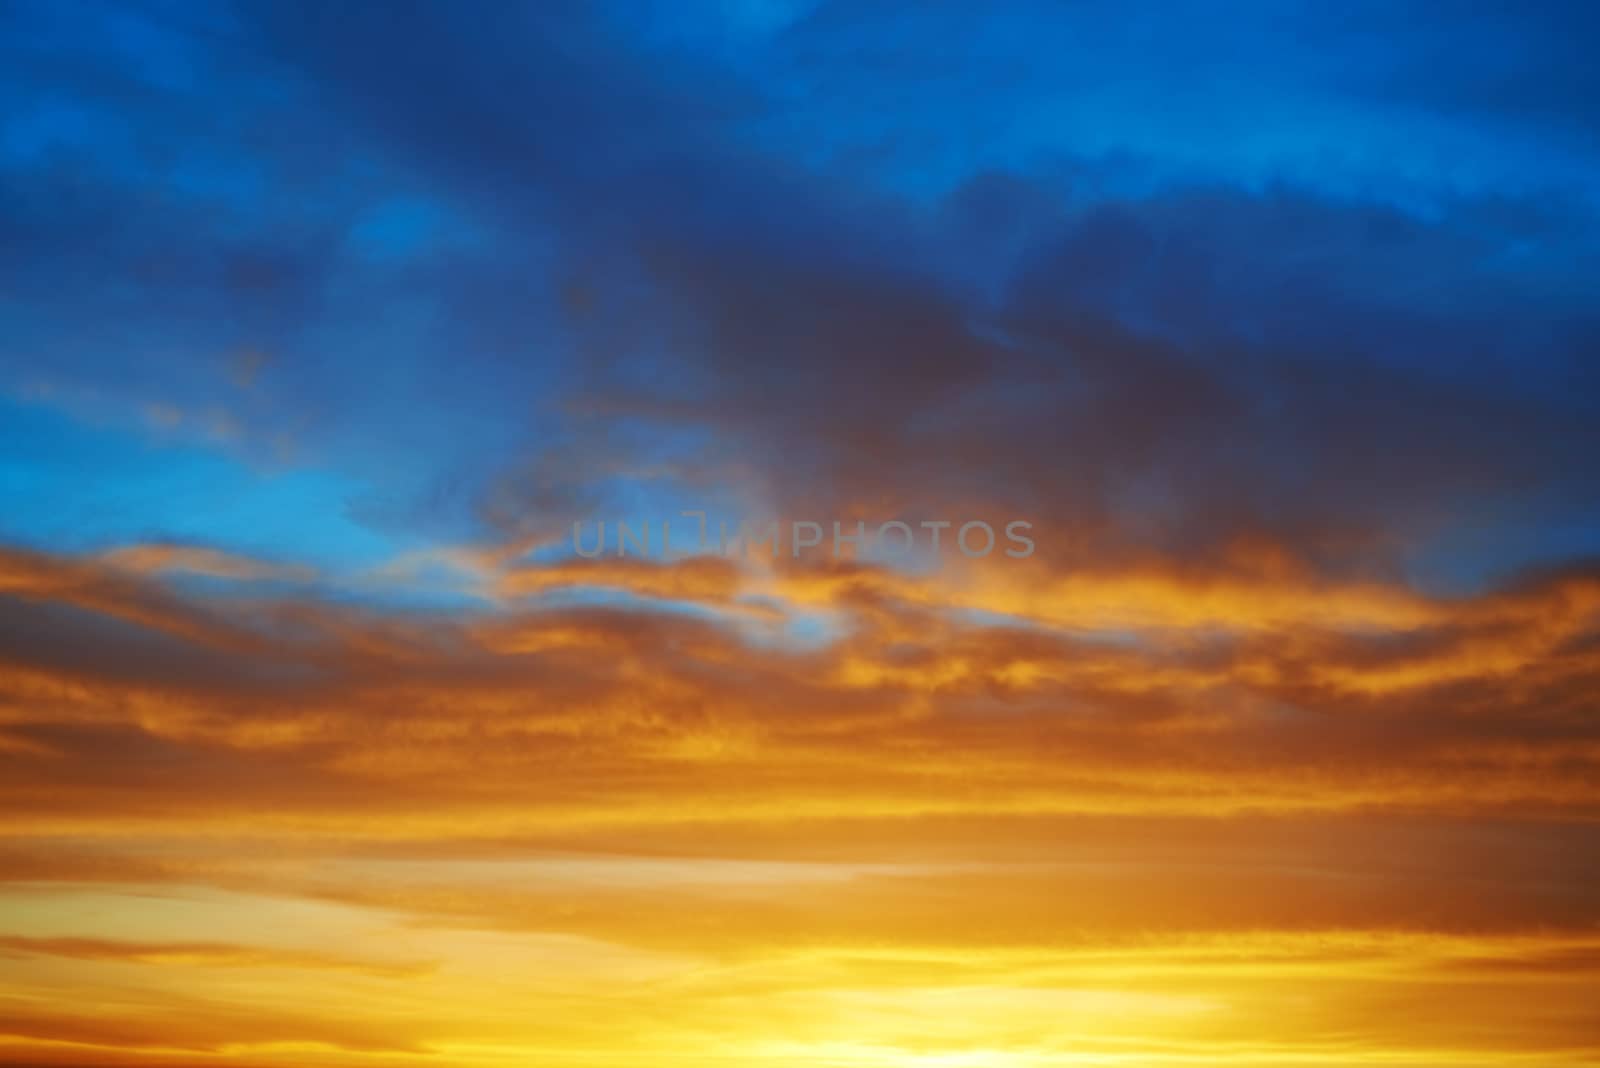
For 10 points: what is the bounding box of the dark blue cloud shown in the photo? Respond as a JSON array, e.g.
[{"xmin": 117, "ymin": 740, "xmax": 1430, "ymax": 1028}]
[{"xmin": 1, "ymin": 0, "xmax": 1595, "ymax": 589}]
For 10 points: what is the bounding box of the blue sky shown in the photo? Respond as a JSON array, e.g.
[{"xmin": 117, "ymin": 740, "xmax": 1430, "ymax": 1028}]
[{"xmin": 2, "ymin": 0, "xmax": 1597, "ymax": 593}]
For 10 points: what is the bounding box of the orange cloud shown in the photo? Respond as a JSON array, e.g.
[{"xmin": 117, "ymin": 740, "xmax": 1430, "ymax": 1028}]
[{"xmin": 1, "ymin": 542, "xmax": 1598, "ymax": 1067}]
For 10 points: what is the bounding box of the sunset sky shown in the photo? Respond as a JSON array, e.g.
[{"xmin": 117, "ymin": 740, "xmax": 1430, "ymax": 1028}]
[{"xmin": 2, "ymin": 2, "xmax": 1599, "ymax": 1066}]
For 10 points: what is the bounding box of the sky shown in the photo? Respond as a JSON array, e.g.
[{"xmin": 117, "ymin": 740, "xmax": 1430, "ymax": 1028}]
[{"xmin": 1, "ymin": 1, "xmax": 1599, "ymax": 1066}]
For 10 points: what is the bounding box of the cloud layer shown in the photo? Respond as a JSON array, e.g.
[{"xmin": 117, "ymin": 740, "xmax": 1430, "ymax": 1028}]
[{"xmin": 2, "ymin": 1, "xmax": 1598, "ymax": 1065}]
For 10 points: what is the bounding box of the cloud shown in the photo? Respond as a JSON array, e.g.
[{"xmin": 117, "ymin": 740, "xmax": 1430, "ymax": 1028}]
[
  {"xmin": 0, "ymin": 935, "xmax": 430, "ymax": 977},
  {"xmin": 3, "ymin": 3, "xmax": 1599, "ymax": 1065},
  {"xmin": 100, "ymin": 543, "xmax": 314, "ymax": 583},
  {"xmin": 1, "ymin": 540, "xmax": 1595, "ymax": 841}
]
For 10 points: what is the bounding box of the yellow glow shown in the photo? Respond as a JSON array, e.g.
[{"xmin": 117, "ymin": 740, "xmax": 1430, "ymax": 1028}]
[{"xmin": 1, "ymin": 546, "xmax": 1597, "ymax": 1066}]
